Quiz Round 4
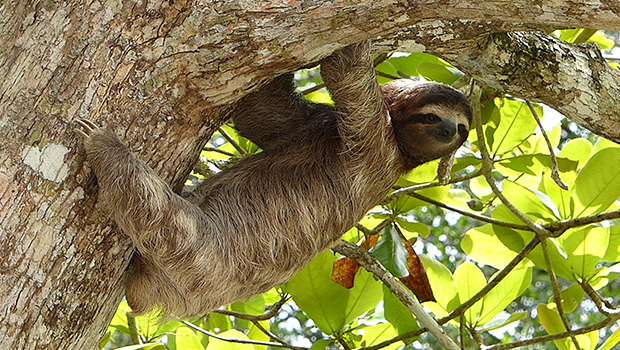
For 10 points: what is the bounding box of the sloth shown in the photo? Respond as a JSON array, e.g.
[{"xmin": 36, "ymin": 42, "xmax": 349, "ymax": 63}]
[{"xmin": 75, "ymin": 41, "xmax": 471, "ymax": 318}]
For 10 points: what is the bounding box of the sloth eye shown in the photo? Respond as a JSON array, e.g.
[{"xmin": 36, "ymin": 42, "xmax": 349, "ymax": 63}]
[
  {"xmin": 458, "ymin": 123, "xmax": 468, "ymax": 134},
  {"xmin": 424, "ymin": 114, "xmax": 440, "ymax": 124}
]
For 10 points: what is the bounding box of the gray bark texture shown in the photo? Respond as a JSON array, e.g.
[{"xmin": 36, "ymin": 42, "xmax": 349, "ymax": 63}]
[{"xmin": 0, "ymin": 1, "xmax": 619, "ymax": 349}]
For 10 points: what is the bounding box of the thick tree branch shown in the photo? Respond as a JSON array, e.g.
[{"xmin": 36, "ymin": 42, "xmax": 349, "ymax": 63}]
[{"xmin": 443, "ymin": 32, "xmax": 620, "ymax": 143}]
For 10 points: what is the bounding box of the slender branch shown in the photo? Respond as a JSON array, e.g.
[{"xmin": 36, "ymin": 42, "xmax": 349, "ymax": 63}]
[
  {"xmin": 486, "ymin": 317, "xmax": 618, "ymax": 350},
  {"xmin": 440, "ymin": 236, "xmax": 541, "ymax": 325},
  {"xmin": 546, "ymin": 209, "xmax": 620, "ymax": 235},
  {"xmin": 214, "ymin": 294, "xmax": 290, "ymax": 321},
  {"xmin": 580, "ymin": 281, "xmax": 620, "ymax": 316},
  {"xmin": 526, "ymin": 100, "xmax": 568, "ymax": 190},
  {"xmin": 127, "ymin": 314, "xmax": 141, "ymax": 345},
  {"xmin": 178, "ymin": 319, "xmax": 307, "ymax": 350},
  {"xmin": 471, "ymin": 83, "xmax": 550, "ymax": 238},
  {"xmin": 333, "ymin": 240, "xmax": 461, "ymax": 350},
  {"xmin": 382, "ymin": 170, "xmax": 482, "ymax": 205},
  {"xmin": 540, "ymin": 238, "xmax": 581, "ymax": 349},
  {"xmin": 301, "ymin": 83, "xmax": 325, "ymax": 95},
  {"xmin": 218, "ymin": 127, "xmax": 247, "ymax": 155},
  {"xmin": 408, "ymin": 192, "xmax": 531, "ymax": 231},
  {"xmin": 203, "ymin": 146, "xmax": 238, "ymax": 158}
]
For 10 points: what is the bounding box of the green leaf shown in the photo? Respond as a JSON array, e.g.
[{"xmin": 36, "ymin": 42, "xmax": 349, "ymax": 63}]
[
  {"xmin": 247, "ymin": 321, "xmax": 270, "ymax": 350},
  {"xmin": 285, "ymin": 251, "xmax": 349, "ymax": 334},
  {"xmin": 453, "ymin": 262, "xmax": 486, "ymax": 325},
  {"xmin": 541, "ymin": 171, "xmax": 575, "ymax": 219},
  {"xmin": 478, "ymin": 263, "xmax": 532, "ymax": 326},
  {"xmin": 502, "ymin": 180, "xmax": 560, "ymax": 221},
  {"xmin": 115, "ymin": 344, "xmax": 166, "ymax": 350},
  {"xmin": 205, "ymin": 330, "xmax": 253, "ymax": 350},
  {"xmin": 386, "ymin": 186, "xmax": 450, "ymax": 214},
  {"xmin": 557, "ymin": 138, "xmax": 592, "ymax": 169},
  {"xmin": 370, "ymin": 225, "xmax": 409, "ymax": 277},
  {"xmin": 419, "ymin": 255, "xmax": 459, "ymax": 313},
  {"xmin": 478, "ymin": 312, "xmax": 526, "ymax": 332},
  {"xmin": 416, "ymin": 61, "xmax": 463, "ymax": 85},
  {"xmin": 395, "ymin": 218, "xmax": 429, "ymax": 239},
  {"xmin": 556, "ymin": 225, "xmax": 610, "ymax": 279},
  {"xmin": 309, "ymin": 340, "xmax": 332, "ymax": 350},
  {"xmin": 554, "ymin": 285, "xmax": 585, "ymax": 313},
  {"xmin": 176, "ymin": 327, "xmax": 205, "ymax": 350},
  {"xmin": 598, "ymin": 323, "xmax": 620, "ymax": 350},
  {"xmin": 483, "ymin": 98, "xmax": 539, "ymax": 157},
  {"xmin": 461, "ymin": 224, "xmax": 519, "ymax": 269},
  {"xmin": 572, "ymin": 147, "xmax": 620, "ymax": 217},
  {"xmin": 357, "ymin": 323, "xmax": 399, "ymax": 349},
  {"xmin": 382, "ymin": 285, "xmax": 419, "ymax": 336},
  {"xmin": 344, "ymin": 267, "xmax": 383, "ymax": 324},
  {"xmin": 603, "ymin": 225, "xmax": 620, "ymax": 263},
  {"xmin": 398, "ymin": 160, "xmax": 440, "ymax": 185},
  {"xmin": 537, "ymin": 304, "xmax": 569, "ymax": 350}
]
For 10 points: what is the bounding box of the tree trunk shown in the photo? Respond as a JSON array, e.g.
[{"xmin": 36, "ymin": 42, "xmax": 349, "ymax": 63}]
[{"xmin": 1, "ymin": 1, "xmax": 619, "ymax": 349}]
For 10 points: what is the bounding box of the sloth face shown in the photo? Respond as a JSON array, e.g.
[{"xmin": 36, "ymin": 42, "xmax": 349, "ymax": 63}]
[{"xmin": 381, "ymin": 80, "xmax": 472, "ymax": 169}]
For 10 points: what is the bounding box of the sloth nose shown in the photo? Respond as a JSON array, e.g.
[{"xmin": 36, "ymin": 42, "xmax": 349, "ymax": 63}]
[{"xmin": 433, "ymin": 121, "xmax": 457, "ymax": 142}]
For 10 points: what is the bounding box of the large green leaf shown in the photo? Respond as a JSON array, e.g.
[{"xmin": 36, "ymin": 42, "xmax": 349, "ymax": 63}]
[
  {"xmin": 461, "ymin": 224, "xmax": 519, "ymax": 269},
  {"xmin": 603, "ymin": 225, "xmax": 620, "ymax": 263},
  {"xmin": 537, "ymin": 304, "xmax": 569, "ymax": 350},
  {"xmin": 205, "ymin": 330, "xmax": 253, "ymax": 350},
  {"xmin": 453, "ymin": 262, "xmax": 486, "ymax": 325},
  {"xmin": 285, "ymin": 251, "xmax": 382, "ymax": 334},
  {"xmin": 502, "ymin": 180, "xmax": 560, "ymax": 221},
  {"xmin": 285, "ymin": 251, "xmax": 349, "ymax": 334},
  {"xmin": 478, "ymin": 263, "xmax": 532, "ymax": 326},
  {"xmin": 572, "ymin": 147, "xmax": 620, "ymax": 217},
  {"xmin": 483, "ymin": 98, "xmax": 540, "ymax": 157},
  {"xmin": 370, "ymin": 225, "xmax": 409, "ymax": 277},
  {"xmin": 556, "ymin": 225, "xmax": 609, "ymax": 279},
  {"xmin": 344, "ymin": 267, "xmax": 383, "ymax": 325},
  {"xmin": 176, "ymin": 327, "xmax": 205, "ymax": 350},
  {"xmin": 382, "ymin": 285, "xmax": 419, "ymax": 337},
  {"xmin": 419, "ymin": 255, "xmax": 459, "ymax": 313},
  {"xmin": 357, "ymin": 323, "xmax": 399, "ymax": 350},
  {"xmin": 557, "ymin": 138, "xmax": 592, "ymax": 169}
]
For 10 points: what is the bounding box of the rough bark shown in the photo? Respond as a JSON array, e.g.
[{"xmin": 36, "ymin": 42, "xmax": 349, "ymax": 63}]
[{"xmin": 1, "ymin": 1, "xmax": 619, "ymax": 349}]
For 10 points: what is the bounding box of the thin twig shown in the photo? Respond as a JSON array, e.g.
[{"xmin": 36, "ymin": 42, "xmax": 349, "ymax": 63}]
[
  {"xmin": 214, "ymin": 294, "xmax": 290, "ymax": 321},
  {"xmin": 218, "ymin": 127, "xmax": 247, "ymax": 155},
  {"xmin": 580, "ymin": 281, "xmax": 620, "ymax": 316},
  {"xmin": 487, "ymin": 316, "xmax": 617, "ymax": 350},
  {"xmin": 178, "ymin": 319, "xmax": 306, "ymax": 350},
  {"xmin": 526, "ymin": 100, "xmax": 568, "ymax": 190},
  {"xmin": 408, "ymin": 192, "xmax": 531, "ymax": 231},
  {"xmin": 127, "ymin": 314, "xmax": 141, "ymax": 345},
  {"xmin": 540, "ymin": 238, "xmax": 582, "ymax": 349},
  {"xmin": 333, "ymin": 240, "xmax": 461, "ymax": 350},
  {"xmin": 440, "ymin": 236, "xmax": 541, "ymax": 325},
  {"xmin": 203, "ymin": 146, "xmax": 238, "ymax": 158},
  {"xmin": 471, "ymin": 83, "xmax": 549, "ymax": 238},
  {"xmin": 382, "ymin": 170, "xmax": 482, "ymax": 205}
]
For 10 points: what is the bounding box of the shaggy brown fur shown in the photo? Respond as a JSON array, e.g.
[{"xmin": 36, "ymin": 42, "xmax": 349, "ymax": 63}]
[{"xmin": 76, "ymin": 41, "xmax": 471, "ymax": 318}]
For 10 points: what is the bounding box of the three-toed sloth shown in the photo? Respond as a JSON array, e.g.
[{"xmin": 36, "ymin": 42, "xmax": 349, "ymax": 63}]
[{"xmin": 76, "ymin": 41, "xmax": 472, "ymax": 318}]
